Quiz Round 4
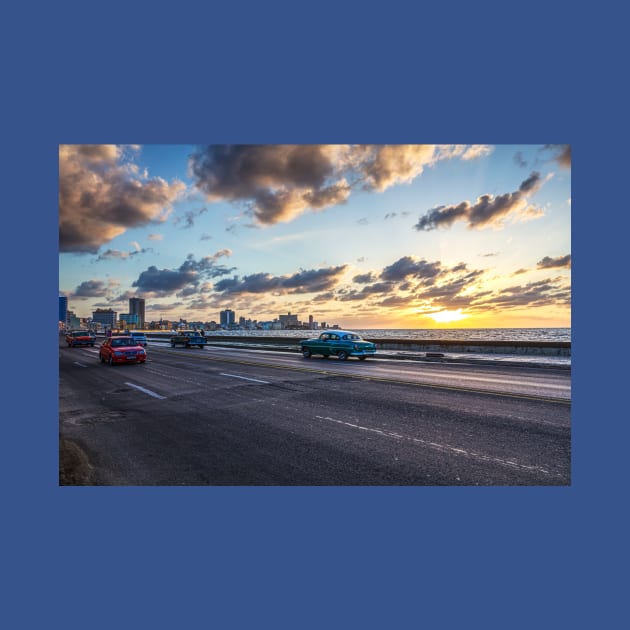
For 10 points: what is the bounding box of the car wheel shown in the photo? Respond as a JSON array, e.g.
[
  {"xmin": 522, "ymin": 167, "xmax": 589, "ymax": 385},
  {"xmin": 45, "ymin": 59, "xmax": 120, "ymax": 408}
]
[
  {"xmin": 337, "ymin": 351, "xmax": 348, "ymax": 361},
  {"xmin": 108, "ymin": 356, "xmax": 114, "ymax": 366},
  {"xmin": 99, "ymin": 353, "xmax": 105, "ymax": 363},
  {"xmin": 302, "ymin": 348, "xmax": 312, "ymax": 358},
  {"xmin": 358, "ymin": 356, "xmax": 366, "ymax": 361}
]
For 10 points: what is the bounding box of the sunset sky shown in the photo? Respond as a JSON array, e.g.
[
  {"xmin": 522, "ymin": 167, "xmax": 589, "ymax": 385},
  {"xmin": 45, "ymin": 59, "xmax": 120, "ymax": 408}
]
[{"xmin": 59, "ymin": 144, "xmax": 571, "ymax": 329}]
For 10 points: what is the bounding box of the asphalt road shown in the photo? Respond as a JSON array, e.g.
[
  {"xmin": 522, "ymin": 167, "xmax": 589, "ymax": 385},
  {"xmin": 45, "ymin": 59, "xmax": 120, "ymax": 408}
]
[{"xmin": 59, "ymin": 340, "xmax": 571, "ymax": 486}]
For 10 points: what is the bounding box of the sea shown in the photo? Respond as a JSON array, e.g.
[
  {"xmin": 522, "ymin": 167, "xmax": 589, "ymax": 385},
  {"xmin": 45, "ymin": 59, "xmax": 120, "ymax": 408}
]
[{"xmin": 204, "ymin": 327, "xmax": 571, "ymax": 343}]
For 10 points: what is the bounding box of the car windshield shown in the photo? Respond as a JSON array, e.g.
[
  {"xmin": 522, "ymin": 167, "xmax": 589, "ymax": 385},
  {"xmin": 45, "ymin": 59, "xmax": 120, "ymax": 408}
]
[
  {"xmin": 111, "ymin": 338, "xmax": 135, "ymax": 347},
  {"xmin": 72, "ymin": 332, "xmax": 91, "ymax": 337}
]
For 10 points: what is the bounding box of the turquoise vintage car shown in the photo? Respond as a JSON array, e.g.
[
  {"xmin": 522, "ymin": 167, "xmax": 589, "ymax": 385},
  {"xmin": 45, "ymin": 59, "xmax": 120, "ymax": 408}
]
[{"xmin": 299, "ymin": 330, "xmax": 377, "ymax": 361}]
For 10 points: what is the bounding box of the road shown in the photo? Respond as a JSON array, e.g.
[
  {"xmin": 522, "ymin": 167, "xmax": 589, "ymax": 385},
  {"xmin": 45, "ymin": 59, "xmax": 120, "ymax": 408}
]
[{"xmin": 59, "ymin": 340, "xmax": 571, "ymax": 485}]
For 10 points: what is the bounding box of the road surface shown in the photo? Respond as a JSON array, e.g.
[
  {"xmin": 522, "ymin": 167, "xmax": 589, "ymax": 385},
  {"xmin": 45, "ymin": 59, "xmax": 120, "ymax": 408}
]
[{"xmin": 59, "ymin": 340, "xmax": 571, "ymax": 485}]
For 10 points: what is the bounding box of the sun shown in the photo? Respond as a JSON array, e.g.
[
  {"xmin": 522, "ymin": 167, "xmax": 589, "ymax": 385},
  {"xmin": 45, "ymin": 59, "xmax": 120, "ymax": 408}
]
[{"xmin": 429, "ymin": 309, "xmax": 468, "ymax": 324}]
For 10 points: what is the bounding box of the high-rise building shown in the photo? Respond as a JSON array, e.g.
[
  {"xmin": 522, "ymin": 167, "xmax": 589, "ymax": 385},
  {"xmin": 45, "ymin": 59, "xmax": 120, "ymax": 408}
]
[
  {"xmin": 220, "ymin": 309, "xmax": 235, "ymax": 327},
  {"xmin": 59, "ymin": 294, "xmax": 68, "ymax": 326},
  {"xmin": 129, "ymin": 297, "xmax": 145, "ymax": 328}
]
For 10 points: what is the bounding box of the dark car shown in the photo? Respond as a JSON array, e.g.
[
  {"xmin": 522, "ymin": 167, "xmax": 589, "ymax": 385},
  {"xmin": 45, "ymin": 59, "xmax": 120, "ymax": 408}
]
[
  {"xmin": 99, "ymin": 336, "xmax": 147, "ymax": 365},
  {"xmin": 65, "ymin": 330, "xmax": 96, "ymax": 347},
  {"xmin": 299, "ymin": 330, "xmax": 377, "ymax": 361},
  {"xmin": 170, "ymin": 331, "xmax": 207, "ymax": 348}
]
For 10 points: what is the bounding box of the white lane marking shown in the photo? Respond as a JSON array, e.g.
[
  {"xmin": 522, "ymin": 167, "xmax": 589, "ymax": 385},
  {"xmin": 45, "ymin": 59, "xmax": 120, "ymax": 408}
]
[
  {"xmin": 315, "ymin": 415, "xmax": 560, "ymax": 477},
  {"xmin": 443, "ymin": 374, "xmax": 571, "ymax": 391},
  {"xmin": 124, "ymin": 382, "xmax": 167, "ymax": 399},
  {"xmin": 73, "ymin": 361, "xmax": 88, "ymax": 368},
  {"xmin": 220, "ymin": 373, "xmax": 270, "ymax": 384}
]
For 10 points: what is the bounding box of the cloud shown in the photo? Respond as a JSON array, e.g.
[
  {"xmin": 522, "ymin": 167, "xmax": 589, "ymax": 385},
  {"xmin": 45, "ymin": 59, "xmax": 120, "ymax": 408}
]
[
  {"xmin": 543, "ymin": 144, "xmax": 571, "ymax": 168},
  {"xmin": 173, "ymin": 207, "xmax": 208, "ymax": 229},
  {"xmin": 72, "ymin": 280, "xmax": 108, "ymax": 298},
  {"xmin": 537, "ymin": 254, "xmax": 571, "ymax": 269},
  {"xmin": 131, "ymin": 250, "xmax": 236, "ymax": 296},
  {"xmin": 59, "ymin": 144, "xmax": 186, "ymax": 253},
  {"xmin": 380, "ymin": 256, "xmax": 442, "ymax": 282},
  {"xmin": 213, "ymin": 265, "xmax": 347, "ymax": 296},
  {"xmin": 469, "ymin": 278, "xmax": 571, "ymax": 312},
  {"xmin": 414, "ymin": 172, "xmax": 545, "ymax": 231},
  {"xmin": 94, "ymin": 246, "xmax": 153, "ymax": 262},
  {"xmin": 353, "ymin": 272, "xmax": 377, "ymax": 284},
  {"xmin": 189, "ymin": 144, "xmax": 492, "ymax": 226}
]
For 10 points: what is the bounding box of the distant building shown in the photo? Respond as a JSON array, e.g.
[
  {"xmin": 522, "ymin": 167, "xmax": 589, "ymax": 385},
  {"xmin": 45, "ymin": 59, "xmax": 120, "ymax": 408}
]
[
  {"xmin": 67, "ymin": 310, "xmax": 81, "ymax": 329},
  {"xmin": 92, "ymin": 308, "xmax": 117, "ymax": 329},
  {"xmin": 220, "ymin": 309, "xmax": 235, "ymax": 327},
  {"xmin": 129, "ymin": 297, "xmax": 145, "ymax": 328},
  {"xmin": 279, "ymin": 312, "xmax": 299, "ymax": 329},
  {"xmin": 59, "ymin": 294, "xmax": 68, "ymax": 326},
  {"xmin": 120, "ymin": 313, "xmax": 140, "ymax": 329}
]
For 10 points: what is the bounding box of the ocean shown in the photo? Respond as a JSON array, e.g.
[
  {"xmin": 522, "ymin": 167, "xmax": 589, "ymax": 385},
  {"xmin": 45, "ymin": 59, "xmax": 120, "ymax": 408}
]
[{"xmin": 204, "ymin": 328, "xmax": 571, "ymax": 343}]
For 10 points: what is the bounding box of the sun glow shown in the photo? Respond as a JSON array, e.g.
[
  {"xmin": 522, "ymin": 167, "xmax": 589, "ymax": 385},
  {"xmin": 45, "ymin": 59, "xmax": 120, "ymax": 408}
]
[{"xmin": 429, "ymin": 309, "xmax": 468, "ymax": 324}]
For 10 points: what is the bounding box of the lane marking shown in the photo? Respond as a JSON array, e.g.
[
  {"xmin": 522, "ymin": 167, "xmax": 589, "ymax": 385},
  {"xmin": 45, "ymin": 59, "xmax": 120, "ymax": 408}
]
[
  {"xmin": 314, "ymin": 415, "xmax": 564, "ymax": 478},
  {"xmin": 73, "ymin": 361, "xmax": 88, "ymax": 368},
  {"xmin": 124, "ymin": 382, "xmax": 167, "ymax": 399},
  {"xmin": 220, "ymin": 373, "xmax": 270, "ymax": 384}
]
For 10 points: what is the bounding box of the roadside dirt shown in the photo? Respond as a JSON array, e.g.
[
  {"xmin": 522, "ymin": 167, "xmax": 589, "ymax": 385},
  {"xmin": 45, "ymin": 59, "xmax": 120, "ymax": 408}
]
[{"xmin": 59, "ymin": 438, "xmax": 96, "ymax": 485}]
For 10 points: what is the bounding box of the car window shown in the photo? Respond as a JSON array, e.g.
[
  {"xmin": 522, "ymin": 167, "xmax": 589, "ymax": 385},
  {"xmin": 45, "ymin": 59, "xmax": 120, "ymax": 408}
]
[
  {"xmin": 112, "ymin": 338, "xmax": 133, "ymax": 347},
  {"xmin": 330, "ymin": 334, "xmax": 339, "ymax": 340}
]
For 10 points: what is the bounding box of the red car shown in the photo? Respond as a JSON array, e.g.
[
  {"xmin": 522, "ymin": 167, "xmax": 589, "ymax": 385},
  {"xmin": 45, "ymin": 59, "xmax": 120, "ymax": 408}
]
[
  {"xmin": 66, "ymin": 330, "xmax": 96, "ymax": 347},
  {"xmin": 99, "ymin": 336, "xmax": 147, "ymax": 365}
]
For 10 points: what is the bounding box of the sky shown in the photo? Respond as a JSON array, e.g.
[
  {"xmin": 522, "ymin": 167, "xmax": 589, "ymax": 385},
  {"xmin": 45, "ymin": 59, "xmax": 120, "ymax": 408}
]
[{"xmin": 59, "ymin": 144, "xmax": 571, "ymax": 329}]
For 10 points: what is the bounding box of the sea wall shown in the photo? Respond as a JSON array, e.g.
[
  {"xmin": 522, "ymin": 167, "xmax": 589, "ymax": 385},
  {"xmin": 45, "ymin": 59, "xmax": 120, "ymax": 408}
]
[{"xmin": 145, "ymin": 333, "xmax": 571, "ymax": 356}]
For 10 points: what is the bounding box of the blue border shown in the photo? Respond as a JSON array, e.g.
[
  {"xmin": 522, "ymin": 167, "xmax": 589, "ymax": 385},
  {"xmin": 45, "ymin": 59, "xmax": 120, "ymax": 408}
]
[{"xmin": 5, "ymin": 2, "xmax": 619, "ymax": 628}]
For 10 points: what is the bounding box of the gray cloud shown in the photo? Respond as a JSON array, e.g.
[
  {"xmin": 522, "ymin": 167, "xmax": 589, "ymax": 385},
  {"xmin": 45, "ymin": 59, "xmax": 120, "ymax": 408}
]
[
  {"xmin": 132, "ymin": 251, "xmax": 236, "ymax": 296},
  {"xmin": 353, "ymin": 272, "xmax": 377, "ymax": 284},
  {"xmin": 213, "ymin": 265, "xmax": 347, "ymax": 296},
  {"xmin": 543, "ymin": 144, "xmax": 571, "ymax": 168},
  {"xmin": 72, "ymin": 280, "xmax": 108, "ymax": 298},
  {"xmin": 94, "ymin": 247, "xmax": 153, "ymax": 262},
  {"xmin": 415, "ymin": 172, "xmax": 544, "ymax": 231},
  {"xmin": 380, "ymin": 256, "xmax": 442, "ymax": 282},
  {"xmin": 537, "ymin": 254, "xmax": 571, "ymax": 269},
  {"xmin": 173, "ymin": 207, "xmax": 208, "ymax": 229}
]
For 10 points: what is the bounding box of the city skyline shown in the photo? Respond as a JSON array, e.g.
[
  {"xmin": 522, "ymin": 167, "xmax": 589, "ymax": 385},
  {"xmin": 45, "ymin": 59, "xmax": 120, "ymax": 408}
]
[{"xmin": 59, "ymin": 144, "xmax": 571, "ymax": 329}]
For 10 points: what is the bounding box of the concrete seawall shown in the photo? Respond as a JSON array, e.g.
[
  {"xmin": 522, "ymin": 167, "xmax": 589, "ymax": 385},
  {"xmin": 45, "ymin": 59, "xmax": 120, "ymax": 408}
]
[{"xmin": 145, "ymin": 333, "xmax": 571, "ymax": 357}]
